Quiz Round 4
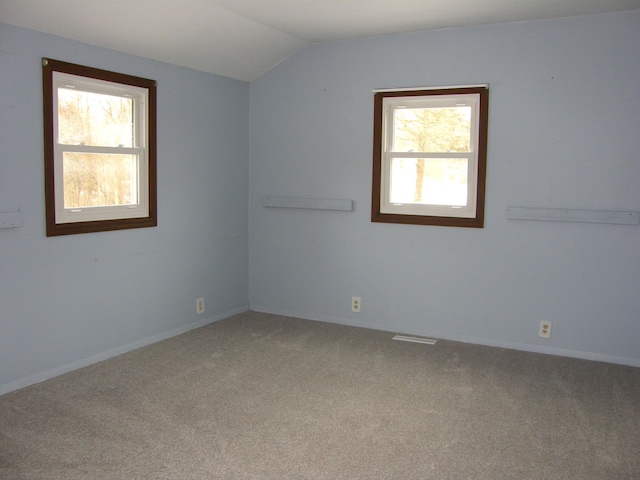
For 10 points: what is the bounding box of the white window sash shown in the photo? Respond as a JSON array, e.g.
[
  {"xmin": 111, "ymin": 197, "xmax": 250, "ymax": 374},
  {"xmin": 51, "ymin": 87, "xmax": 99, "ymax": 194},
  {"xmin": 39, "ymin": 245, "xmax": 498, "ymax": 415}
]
[
  {"xmin": 52, "ymin": 72, "xmax": 149, "ymax": 224},
  {"xmin": 379, "ymin": 93, "xmax": 481, "ymax": 218}
]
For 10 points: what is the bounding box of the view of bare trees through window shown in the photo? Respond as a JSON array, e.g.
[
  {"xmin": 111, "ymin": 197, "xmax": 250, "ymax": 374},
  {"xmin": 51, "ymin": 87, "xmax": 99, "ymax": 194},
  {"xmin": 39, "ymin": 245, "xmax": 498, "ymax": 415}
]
[
  {"xmin": 57, "ymin": 88, "xmax": 136, "ymax": 208},
  {"xmin": 391, "ymin": 106, "xmax": 471, "ymax": 205}
]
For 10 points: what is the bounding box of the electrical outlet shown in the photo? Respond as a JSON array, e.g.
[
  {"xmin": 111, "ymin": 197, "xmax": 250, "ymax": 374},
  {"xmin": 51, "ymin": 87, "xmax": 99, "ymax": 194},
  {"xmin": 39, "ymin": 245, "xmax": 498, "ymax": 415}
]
[
  {"xmin": 351, "ymin": 296, "xmax": 361, "ymax": 313},
  {"xmin": 197, "ymin": 298, "xmax": 205, "ymax": 314},
  {"xmin": 538, "ymin": 320, "xmax": 552, "ymax": 339}
]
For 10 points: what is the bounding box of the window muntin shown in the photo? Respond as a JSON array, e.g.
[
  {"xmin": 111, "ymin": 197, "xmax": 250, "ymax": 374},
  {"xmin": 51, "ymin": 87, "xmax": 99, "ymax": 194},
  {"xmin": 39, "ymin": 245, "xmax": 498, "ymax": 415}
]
[
  {"xmin": 43, "ymin": 59, "xmax": 157, "ymax": 236},
  {"xmin": 372, "ymin": 86, "xmax": 488, "ymax": 228}
]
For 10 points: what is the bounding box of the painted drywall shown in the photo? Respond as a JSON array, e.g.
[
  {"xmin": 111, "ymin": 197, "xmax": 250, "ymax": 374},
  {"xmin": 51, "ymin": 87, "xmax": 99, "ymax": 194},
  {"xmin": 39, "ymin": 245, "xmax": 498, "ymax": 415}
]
[
  {"xmin": 1, "ymin": 11, "xmax": 638, "ymax": 395},
  {"xmin": 249, "ymin": 11, "xmax": 640, "ymax": 365},
  {"xmin": 0, "ymin": 23, "xmax": 250, "ymax": 393}
]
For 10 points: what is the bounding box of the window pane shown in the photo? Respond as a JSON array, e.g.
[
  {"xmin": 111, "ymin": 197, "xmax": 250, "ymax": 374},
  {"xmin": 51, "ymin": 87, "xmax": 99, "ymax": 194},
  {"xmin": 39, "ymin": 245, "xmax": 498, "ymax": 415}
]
[
  {"xmin": 63, "ymin": 152, "xmax": 138, "ymax": 208},
  {"xmin": 393, "ymin": 106, "xmax": 471, "ymax": 153},
  {"xmin": 58, "ymin": 88, "xmax": 133, "ymax": 147},
  {"xmin": 389, "ymin": 157, "xmax": 468, "ymax": 206}
]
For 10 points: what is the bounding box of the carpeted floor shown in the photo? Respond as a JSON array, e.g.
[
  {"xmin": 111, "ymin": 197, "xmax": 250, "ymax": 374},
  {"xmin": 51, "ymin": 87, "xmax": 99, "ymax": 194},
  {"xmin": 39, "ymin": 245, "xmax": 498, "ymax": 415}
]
[{"xmin": 1, "ymin": 311, "xmax": 639, "ymax": 479}]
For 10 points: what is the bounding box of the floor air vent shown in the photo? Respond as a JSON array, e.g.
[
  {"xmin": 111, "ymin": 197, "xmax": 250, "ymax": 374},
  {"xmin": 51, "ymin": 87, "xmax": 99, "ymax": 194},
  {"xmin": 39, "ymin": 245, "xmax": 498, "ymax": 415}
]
[{"xmin": 392, "ymin": 335, "xmax": 437, "ymax": 345}]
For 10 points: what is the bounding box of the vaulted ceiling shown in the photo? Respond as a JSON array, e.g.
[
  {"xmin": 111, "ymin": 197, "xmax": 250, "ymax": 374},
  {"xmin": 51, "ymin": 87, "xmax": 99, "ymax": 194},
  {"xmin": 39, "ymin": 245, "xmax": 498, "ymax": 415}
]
[{"xmin": 1, "ymin": 0, "xmax": 639, "ymax": 81}]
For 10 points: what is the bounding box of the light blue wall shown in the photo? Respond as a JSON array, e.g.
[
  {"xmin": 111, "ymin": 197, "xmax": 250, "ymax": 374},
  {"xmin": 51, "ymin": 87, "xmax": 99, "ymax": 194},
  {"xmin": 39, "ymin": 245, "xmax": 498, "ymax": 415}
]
[
  {"xmin": 0, "ymin": 23, "xmax": 250, "ymax": 393},
  {"xmin": 2, "ymin": 11, "xmax": 639, "ymax": 395},
  {"xmin": 249, "ymin": 11, "xmax": 640, "ymax": 365}
]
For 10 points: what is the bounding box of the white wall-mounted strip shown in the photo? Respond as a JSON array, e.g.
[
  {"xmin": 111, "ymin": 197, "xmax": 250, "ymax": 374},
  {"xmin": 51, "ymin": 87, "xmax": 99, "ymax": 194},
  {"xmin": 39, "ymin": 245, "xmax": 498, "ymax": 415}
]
[
  {"xmin": 506, "ymin": 207, "xmax": 639, "ymax": 225},
  {"xmin": 392, "ymin": 335, "xmax": 437, "ymax": 345},
  {"xmin": 262, "ymin": 196, "xmax": 353, "ymax": 212},
  {"xmin": 373, "ymin": 84, "xmax": 488, "ymax": 93}
]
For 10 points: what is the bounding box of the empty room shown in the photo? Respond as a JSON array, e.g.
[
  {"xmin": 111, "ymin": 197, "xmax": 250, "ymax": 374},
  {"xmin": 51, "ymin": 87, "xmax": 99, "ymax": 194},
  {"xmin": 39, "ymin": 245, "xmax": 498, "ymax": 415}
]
[{"xmin": 1, "ymin": 1, "xmax": 639, "ymax": 478}]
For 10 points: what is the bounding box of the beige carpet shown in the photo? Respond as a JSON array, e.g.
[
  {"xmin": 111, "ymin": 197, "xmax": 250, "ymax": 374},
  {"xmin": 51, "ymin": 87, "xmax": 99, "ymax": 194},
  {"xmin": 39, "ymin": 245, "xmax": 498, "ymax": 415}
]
[{"xmin": 1, "ymin": 311, "xmax": 639, "ymax": 479}]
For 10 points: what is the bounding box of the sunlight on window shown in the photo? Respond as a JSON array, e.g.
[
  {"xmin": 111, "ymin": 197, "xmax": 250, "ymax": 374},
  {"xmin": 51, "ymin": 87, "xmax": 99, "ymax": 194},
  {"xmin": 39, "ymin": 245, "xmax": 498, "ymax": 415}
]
[
  {"xmin": 58, "ymin": 89, "xmax": 133, "ymax": 147},
  {"xmin": 58, "ymin": 89, "xmax": 137, "ymax": 209},
  {"xmin": 62, "ymin": 153, "xmax": 137, "ymax": 208},
  {"xmin": 393, "ymin": 106, "xmax": 471, "ymax": 153},
  {"xmin": 390, "ymin": 106, "xmax": 471, "ymax": 206},
  {"xmin": 389, "ymin": 158, "xmax": 468, "ymax": 206}
]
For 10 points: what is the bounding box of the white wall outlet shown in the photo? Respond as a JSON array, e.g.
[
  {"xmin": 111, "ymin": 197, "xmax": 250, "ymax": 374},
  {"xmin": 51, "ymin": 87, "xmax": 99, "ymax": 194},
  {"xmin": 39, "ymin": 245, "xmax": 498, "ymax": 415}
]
[
  {"xmin": 197, "ymin": 298, "xmax": 205, "ymax": 314},
  {"xmin": 538, "ymin": 320, "xmax": 552, "ymax": 339},
  {"xmin": 351, "ymin": 296, "xmax": 361, "ymax": 313}
]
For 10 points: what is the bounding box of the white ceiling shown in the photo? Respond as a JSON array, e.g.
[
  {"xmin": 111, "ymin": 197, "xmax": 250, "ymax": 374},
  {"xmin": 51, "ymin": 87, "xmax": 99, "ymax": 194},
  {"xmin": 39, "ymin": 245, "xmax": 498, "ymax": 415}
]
[{"xmin": 1, "ymin": 0, "xmax": 639, "ymax": 81}]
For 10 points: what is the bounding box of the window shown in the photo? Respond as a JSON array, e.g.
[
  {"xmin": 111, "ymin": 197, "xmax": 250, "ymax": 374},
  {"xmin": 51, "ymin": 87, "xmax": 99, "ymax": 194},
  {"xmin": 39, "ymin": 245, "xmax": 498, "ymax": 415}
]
[
  {"xmin": 372, "ymin": 86, "xmax": 489, "ymax": 228},
  {"xmin": 42, "ymin": 58, "xmax": 157, "ymax": 236}
]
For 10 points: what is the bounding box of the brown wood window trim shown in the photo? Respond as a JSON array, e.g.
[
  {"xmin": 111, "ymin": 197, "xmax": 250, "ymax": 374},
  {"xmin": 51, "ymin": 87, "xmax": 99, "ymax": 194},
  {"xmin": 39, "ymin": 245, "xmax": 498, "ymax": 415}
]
[
  {"xmin": 42, "ymin": 58, "xmax": 157, "ymax": 236},
  {"xmin": 371, "ymin": 86, "xmax": 489, "ymax": 228}
]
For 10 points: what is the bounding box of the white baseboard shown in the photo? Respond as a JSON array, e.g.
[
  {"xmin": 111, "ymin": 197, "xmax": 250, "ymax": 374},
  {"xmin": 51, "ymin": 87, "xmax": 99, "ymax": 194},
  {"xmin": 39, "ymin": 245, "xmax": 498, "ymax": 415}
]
[
  {"xmin": 0, "ymin": 305, "xmax": 249, "ymax": 396},
  {"xmin": 250, "ymin": 305, "xmax": 640, "ymax": 368}
]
